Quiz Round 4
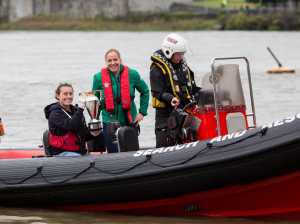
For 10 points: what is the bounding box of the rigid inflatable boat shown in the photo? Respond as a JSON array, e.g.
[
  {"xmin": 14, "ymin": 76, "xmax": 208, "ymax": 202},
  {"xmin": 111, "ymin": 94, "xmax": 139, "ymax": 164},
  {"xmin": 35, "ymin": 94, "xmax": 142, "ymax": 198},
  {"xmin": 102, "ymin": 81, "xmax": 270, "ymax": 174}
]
[{"xmin": 1, "ymin": 57, "xmax": 300, "ymax": 219}]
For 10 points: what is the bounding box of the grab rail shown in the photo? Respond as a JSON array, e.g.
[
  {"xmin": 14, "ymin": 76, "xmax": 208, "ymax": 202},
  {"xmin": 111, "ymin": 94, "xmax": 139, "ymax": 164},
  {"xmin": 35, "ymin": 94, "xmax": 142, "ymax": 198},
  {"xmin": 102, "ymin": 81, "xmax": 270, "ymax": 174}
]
[{"xmin": 211, "ymin": 57, "xmax": 256, "ymax": 136}]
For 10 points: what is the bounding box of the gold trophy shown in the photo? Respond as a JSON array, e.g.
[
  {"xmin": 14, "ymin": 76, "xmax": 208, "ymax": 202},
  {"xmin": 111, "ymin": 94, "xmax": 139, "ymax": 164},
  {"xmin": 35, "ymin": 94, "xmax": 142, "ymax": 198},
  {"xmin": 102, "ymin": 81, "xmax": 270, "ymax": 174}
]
[{"xmin": 79, "ymin": 91, "xmax": 101, "ymax": 136}]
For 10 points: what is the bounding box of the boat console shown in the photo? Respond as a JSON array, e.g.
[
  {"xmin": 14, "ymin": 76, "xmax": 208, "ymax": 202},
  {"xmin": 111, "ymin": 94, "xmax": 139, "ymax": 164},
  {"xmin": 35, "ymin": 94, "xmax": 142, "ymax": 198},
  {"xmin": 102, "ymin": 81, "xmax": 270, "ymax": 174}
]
[{"xmin": 188, "ymin": 57, "xmax": 256, "ymax": 141}]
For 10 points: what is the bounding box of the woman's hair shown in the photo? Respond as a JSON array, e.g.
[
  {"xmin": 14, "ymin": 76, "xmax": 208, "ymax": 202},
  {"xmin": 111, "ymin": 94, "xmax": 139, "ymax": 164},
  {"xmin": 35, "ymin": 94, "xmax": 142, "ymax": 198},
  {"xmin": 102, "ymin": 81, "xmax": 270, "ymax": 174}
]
[
  {"xmin": 55, "ymin": 83, "xmax": 73, "ymax": 100},
  {"xmin": 104, "ymin": 48, "xmax": 121, "ymax": 60}
]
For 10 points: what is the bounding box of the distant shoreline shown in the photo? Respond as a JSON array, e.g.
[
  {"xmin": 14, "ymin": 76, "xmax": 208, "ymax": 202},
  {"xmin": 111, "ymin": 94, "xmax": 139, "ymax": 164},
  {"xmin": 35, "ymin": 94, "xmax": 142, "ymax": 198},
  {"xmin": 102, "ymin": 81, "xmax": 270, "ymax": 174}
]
[{"xmin": 1, "ymin": 13, "xmax": 300, "ymax": 31}]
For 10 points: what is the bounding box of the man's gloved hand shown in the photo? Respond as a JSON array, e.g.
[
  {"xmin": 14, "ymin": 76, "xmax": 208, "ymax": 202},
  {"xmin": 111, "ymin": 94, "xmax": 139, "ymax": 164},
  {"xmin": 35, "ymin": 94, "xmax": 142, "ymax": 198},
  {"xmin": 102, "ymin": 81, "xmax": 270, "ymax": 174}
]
[{"xmin": 171, "ymin": 97, "xmax": 180, "ymax": 108}]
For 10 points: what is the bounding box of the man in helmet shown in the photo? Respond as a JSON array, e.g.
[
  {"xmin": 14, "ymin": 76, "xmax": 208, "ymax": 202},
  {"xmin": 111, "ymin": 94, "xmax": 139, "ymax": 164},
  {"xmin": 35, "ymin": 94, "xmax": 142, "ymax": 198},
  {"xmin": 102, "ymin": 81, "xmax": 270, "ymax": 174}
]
[{"xmin": 150, "ymin": 33, "xmax": 200, "ymax": 148}]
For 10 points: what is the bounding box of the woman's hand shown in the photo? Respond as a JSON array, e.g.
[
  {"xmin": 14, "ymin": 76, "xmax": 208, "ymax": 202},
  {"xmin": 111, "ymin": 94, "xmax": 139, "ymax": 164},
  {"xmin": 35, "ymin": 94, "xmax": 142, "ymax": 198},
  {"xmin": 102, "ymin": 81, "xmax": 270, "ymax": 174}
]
[{"xmin": 135, "ymin": 113, "xmax": 144, "ymax": 123}]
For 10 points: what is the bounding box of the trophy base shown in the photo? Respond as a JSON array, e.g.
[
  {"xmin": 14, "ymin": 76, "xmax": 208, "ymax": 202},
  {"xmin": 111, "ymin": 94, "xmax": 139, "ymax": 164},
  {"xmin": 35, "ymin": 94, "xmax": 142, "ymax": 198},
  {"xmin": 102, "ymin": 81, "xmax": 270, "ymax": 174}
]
[{"xmin": 88, "ymin": 120, "xmax": 102, "ymax": 136}]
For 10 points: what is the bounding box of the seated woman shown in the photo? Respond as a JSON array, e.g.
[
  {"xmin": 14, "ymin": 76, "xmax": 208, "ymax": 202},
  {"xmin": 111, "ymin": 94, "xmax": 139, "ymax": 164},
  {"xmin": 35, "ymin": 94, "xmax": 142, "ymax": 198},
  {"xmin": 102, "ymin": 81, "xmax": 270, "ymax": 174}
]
[
  {"xmin": 44, "ymin": 83, "xmax": 94, "ymax": 156},
  {"xmin": 92, "ymin": 49, "xmax": 149, "ymax": 153}
]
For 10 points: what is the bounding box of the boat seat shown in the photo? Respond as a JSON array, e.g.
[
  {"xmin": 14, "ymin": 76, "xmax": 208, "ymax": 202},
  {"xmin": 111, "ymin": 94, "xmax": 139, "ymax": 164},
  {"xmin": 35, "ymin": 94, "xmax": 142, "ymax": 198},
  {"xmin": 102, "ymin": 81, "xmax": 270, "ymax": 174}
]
[
  {"xmin": 42, "ymin": 130, "xmax": 51, "ymax": 156},
  {"xmin": 201, "ymin": 64, "xmax": 246, "ymax": 107},
  {"xmin": 117, "ymin": 126, "xmax": 139, "ymax": 152}
]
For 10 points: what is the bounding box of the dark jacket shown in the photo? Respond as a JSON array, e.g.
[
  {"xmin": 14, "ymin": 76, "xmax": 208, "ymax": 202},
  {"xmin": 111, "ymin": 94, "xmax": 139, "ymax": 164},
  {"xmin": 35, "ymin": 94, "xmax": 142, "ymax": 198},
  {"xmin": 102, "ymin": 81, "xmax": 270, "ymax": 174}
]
[
  {"xmin": 150, "ymin": 50, "xmax": 200, "ymax": 129},
  {"xmin": 44, "ymin": 102, "xmax": 92, "ymax": 155}
]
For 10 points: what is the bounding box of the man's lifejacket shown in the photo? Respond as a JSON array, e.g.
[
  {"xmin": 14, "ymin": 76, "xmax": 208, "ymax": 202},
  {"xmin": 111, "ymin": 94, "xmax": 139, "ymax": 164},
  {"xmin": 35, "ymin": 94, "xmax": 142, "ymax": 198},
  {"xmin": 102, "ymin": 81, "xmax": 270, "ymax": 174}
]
[
  {"xmin": 150, "ymin": 51, "xmax": 194, "ymax": 109},
  {"xmin": 101, "ymin": 66, "xmax": 133, "ymax": 124},
  {"xmin": 48, "ymin": 131, "xmax": 80, "ymax": 151}
]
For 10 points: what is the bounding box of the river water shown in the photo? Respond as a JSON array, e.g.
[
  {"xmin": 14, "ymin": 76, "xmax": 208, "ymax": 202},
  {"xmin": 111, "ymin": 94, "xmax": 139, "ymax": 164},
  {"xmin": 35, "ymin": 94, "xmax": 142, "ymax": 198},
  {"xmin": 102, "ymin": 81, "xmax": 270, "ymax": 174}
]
[
  {"xmin": 0, "ymin": 31, "xmax": 300, "ymax": 223},
  {"xmin": 0, "ymin": 207, "xmax": 289, "ymax": 224}
]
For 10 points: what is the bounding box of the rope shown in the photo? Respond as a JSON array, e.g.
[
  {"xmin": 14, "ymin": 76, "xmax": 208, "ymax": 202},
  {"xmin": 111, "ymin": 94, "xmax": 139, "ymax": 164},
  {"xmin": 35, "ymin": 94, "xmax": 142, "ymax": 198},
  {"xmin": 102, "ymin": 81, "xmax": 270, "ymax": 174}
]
[
  {"xmin": 92, "ymin": 157, "xmax": 150, "ymax": 175},
  {"xmin": 0, "ymin": 128, "xmax": 268, "ymax": 186},
  {"xmin": 39, "ymin": 161, "xmax": 96, "ymax": 184},
  {"xmin": 0, "ymin": 166, "xmax": 43, "ymax": 185},
  {"xmin": 147, "ymin": 128, "xmax": 268, "ymax": 168}
]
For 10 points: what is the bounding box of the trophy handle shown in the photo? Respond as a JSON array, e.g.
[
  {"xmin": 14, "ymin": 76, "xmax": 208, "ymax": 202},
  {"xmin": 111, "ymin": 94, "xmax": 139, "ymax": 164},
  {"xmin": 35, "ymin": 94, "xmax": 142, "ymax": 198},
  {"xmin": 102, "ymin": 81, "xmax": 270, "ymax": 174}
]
[{"xmin": 93, "ymin": 90, "xmax": 102, "ymax": 119}]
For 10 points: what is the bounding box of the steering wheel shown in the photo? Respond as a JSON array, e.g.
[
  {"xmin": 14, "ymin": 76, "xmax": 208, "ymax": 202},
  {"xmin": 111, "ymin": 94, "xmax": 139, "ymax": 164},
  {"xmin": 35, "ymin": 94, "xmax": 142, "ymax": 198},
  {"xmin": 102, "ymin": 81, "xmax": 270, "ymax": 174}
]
[{"xmin": 182, "ymin": 101, "xmax": 197, "ymax": 113}]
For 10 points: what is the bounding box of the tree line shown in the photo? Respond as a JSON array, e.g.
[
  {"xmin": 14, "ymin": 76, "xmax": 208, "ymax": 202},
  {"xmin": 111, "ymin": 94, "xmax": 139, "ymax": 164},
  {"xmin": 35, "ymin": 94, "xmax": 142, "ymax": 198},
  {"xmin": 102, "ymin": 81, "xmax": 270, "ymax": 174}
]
[{"xmin": 246, "ymin": 0, "xmax": 300, "ymax": 5}]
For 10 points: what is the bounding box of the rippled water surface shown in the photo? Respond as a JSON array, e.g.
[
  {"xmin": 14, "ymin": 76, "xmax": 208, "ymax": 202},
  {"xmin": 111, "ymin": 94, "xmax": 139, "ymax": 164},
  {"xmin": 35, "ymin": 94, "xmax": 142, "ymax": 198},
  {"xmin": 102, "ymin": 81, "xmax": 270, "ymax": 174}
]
[
  {"xmin": 1, "ymin": 31, "xmax": 300, "ymax": 148},
  {"xmin": 0, "ymin": 207, "xmax": 297, "ymax": 224},
  {"xmin": 0, "ymin": 31, "xmax": 300, "ymax": 223}
]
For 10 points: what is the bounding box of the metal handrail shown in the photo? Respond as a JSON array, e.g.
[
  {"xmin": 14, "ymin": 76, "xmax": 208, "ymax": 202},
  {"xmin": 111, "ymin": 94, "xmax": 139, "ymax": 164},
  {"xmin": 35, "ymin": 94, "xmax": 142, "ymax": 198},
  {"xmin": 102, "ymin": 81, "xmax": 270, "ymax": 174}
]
[{"xmin": 211, "ymin": 57, "xmax": 256, "ymax": 136}]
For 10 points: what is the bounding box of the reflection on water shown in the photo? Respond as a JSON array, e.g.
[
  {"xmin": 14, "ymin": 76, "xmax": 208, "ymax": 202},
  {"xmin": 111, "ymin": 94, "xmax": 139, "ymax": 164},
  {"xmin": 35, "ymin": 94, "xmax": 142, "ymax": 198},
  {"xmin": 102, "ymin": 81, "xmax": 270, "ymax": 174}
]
[{"xmin": 0, "ymin": 207, "xmax": 293, "ymax": 224}]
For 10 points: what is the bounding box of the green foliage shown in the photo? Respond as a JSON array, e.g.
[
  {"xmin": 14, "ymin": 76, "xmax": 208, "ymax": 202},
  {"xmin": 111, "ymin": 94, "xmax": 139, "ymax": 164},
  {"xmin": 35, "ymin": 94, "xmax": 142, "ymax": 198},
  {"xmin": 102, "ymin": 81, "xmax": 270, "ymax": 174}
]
[
  {"xmin": 1, "ymin": 11, "xmax": 300, "ymax": 31},
  {"xmin": 245, "ymin": 0, "xmax": 260, "ymax": 2},
  {"xmin": 220, "ymin": 12, "xmax": 300, "ymax": 30},
  {"xmin": 193, "ymin": 0, "xmax": 258, "ymax": 9},
  {"xmin": 221, "ymin": 13, "xmax": 267, "ymax": 29}
]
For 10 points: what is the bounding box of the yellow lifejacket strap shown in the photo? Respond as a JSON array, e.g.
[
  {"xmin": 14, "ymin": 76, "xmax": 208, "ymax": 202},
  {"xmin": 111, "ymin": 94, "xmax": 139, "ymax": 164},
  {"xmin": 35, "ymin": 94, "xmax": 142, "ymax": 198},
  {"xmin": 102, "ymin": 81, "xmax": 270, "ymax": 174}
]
[
  {"xmin": 151, "ymin": 96, "xmax": 166, "ymax": 108},
  {"xmin": 151, "ymin": 56, "xmax": 179, "ymax": 98},
  {"xmin": 185, "ymin": 68, "xmax": 192, "ymax": 100},
  {"xmin": 151, "ymin": 62, "xmax": 166, "ymax": 75}
]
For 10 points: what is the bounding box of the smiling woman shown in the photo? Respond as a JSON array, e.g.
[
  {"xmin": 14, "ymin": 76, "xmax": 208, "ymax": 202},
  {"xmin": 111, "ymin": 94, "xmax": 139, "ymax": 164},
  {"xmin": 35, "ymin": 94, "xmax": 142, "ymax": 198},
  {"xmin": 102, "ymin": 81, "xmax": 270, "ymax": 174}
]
[
  {"xmin": 92, "ymin": 48, "xmax": 150, "ymax": 153},
  {"xmin": 43, "ymin": 83, "xmax": 98, "ymax": 156}
]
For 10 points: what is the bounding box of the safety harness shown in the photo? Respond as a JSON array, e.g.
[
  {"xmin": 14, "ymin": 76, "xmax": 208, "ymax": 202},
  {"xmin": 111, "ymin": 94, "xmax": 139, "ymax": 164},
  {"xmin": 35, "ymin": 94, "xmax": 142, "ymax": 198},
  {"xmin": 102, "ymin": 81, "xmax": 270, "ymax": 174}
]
[
  {"xmin": 48, "ymin": 108, "xmax": 80, "ymax": 151},
  {"xmin": 150, "ymin": 51, "xmax": 194, "ymax": 108},
  {"xmin": 101, "ymin": 66, "xmax": 133, "ymax": 124}
]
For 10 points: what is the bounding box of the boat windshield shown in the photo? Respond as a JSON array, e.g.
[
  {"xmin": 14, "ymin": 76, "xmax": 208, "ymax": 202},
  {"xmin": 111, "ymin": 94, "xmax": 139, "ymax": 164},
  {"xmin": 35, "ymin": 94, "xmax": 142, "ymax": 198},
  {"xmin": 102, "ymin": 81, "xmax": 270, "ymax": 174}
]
[{"xmin": 198, "ymin": 64, "xmax": 245, "ymax": 108}]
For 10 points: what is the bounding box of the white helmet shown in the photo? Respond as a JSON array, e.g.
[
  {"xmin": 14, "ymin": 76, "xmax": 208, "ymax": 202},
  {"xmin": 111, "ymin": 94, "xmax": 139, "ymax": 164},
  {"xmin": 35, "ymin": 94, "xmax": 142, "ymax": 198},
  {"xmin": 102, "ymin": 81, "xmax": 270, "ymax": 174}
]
[{"xmin": 161, "ymin": 33, "xmax": 187, "ymax": 59}]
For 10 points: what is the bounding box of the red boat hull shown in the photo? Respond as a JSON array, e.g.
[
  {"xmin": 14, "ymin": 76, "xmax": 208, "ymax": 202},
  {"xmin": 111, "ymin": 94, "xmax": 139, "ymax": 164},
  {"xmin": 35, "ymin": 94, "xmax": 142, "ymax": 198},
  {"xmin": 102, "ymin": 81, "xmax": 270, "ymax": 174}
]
[
  {"xmin": 62, "ymin": 170, "xmax": 300, "ymax": 220},
  {"xmin": 0, "ymin": 148, "xmax": 45, "ymax": 159},
  {"xmin": 2, "ymin": 147, "xmax": 299, "ymax": 220}
]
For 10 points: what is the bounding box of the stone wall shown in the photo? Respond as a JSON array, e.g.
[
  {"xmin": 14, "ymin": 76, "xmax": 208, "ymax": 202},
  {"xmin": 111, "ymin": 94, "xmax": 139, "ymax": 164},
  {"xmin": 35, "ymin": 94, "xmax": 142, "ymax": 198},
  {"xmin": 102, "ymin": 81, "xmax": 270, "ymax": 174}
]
[
  {"xmin": 0, "ymin": 0, "xmax": 9, "ymax": 21},
  {"xmin": 9, "ymin": 0, "xmax": 32, "ymax": 21},
  {"xmin": 2, "ymin": 0, "xmax": 193, "ymax": 22},
  {"xmin": 33, "ymin": 0, "xmax": 50, "ymax": 16},
  {"xmin": 39, "ymin": 0, "xmax": 129, "ymax": 19}
]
